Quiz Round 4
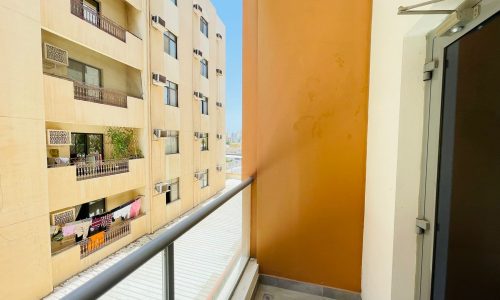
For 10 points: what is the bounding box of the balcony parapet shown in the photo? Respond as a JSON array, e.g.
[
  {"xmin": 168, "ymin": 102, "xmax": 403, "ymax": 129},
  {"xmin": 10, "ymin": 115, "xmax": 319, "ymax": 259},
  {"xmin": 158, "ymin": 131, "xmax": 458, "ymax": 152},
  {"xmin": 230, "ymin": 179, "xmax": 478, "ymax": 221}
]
[{"xmin": 43, "ymin": 74, "xmax": 144, "ymax": 128}]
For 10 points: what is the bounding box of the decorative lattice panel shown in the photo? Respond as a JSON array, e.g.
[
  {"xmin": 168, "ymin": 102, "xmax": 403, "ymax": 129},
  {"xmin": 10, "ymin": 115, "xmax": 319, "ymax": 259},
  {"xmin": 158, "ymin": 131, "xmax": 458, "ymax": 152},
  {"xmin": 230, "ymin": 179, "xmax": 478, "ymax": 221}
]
[
  {"xmin": 51, "ymin": 208, "xmax": 75, "ymax": 226},
  {"xmin": 44, "ymin": 43, "xmax": 69, "ymax": 66},
  {"xmin": 47, "ymin": 129, "xmax": 71, "ymax": 146}
]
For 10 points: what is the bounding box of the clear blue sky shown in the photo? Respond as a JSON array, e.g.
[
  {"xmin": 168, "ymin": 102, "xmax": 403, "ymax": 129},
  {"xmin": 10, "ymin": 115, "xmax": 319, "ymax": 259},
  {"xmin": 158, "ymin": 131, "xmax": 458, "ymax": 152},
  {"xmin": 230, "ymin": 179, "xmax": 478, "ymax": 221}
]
[{"xmin": 212, "ymin": 0, "xmax": 242, "ymax": 133}]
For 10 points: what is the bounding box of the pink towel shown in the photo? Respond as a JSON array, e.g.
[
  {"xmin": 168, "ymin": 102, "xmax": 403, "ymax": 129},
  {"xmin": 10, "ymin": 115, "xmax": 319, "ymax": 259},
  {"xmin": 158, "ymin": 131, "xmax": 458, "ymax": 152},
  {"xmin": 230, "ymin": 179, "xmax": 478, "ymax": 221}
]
[
  {"xmin": 62, "ymin": 224, "xmax": 76, "ymax": 237},
  {"xmin": 129, "ymin": 198, "xmax": 141, "ymax": 218}
]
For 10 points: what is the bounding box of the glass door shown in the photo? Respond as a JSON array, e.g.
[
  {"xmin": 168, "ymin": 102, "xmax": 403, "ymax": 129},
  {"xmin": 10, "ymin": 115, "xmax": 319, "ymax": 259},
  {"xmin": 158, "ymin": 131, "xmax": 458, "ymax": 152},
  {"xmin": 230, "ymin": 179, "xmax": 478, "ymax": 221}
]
[{"xmin": 425, "ymin": 12, "xmax": 499, "ymax": 300}]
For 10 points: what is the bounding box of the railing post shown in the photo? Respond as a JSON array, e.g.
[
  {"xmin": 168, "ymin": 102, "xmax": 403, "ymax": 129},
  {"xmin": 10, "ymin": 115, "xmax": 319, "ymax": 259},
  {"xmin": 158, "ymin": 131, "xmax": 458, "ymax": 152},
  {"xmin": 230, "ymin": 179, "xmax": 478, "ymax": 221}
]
[{"xmin": 163, "ymin": 243, "xmax": 174, "ymax": 300}]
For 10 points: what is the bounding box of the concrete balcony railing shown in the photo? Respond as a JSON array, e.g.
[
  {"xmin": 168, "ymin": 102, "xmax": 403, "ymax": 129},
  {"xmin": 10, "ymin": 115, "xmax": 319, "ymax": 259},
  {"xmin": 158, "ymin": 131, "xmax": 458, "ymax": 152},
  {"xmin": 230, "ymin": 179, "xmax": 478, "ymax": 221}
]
[
  {"xmin": 41, "ymin": 0, "xmax": 143, "ymax": 69},
  {"xmin": 44, "ymin": 74, "xmax": 144, "ymax": 128},
  {"xmin": 48, "ymin": 158, "xmax": 146, "ymax": 212}
]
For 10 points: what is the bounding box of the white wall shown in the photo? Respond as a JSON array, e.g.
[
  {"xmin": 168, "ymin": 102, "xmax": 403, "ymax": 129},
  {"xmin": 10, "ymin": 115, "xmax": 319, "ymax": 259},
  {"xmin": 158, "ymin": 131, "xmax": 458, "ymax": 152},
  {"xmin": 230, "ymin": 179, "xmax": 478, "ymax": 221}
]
[{"xmin": 362, "ymin": 1, "xmax": 458, "ymax": 299}]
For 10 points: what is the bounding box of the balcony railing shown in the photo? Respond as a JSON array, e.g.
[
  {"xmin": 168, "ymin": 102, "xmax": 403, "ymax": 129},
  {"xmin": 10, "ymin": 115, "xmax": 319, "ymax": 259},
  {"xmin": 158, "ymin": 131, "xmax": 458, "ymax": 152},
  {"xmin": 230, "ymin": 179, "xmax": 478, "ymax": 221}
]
[
  {"xmin": 61, "ymin": 177, "xmax": 254, "ymax": 300},
  {"xmin": 75, "ymin": 158, "xmax": 129, "ymax": 181},
  {"xmin": 79, "ymin": 220, "xmax": 131, "ymax": 258},
  {"xmin": 70, "ymin": 0, "xmax": 127, "ymax": 42},
  {"xmin": 74, "ymin": 81, "xmax": 128, "ymax": 108},
  {"xmin": 48, "ymin": 157, "xmax": 130, "ymax": 181}
]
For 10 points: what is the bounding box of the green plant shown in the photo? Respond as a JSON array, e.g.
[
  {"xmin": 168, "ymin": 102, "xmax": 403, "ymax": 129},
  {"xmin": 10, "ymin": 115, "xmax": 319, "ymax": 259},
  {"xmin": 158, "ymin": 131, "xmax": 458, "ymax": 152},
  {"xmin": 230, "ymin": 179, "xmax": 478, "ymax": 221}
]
[{"xmin": 107, "ymin": 127, "xmax": 142, "ymax": 159}]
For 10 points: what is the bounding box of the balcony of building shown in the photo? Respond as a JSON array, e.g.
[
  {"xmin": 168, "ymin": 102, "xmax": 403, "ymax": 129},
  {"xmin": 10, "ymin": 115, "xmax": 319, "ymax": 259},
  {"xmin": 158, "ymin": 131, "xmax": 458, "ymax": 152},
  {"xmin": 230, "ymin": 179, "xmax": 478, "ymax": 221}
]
[
  {"xmin": 50, "ymin": 195, "xmax": 148, "ymax": 285},
  {"xmin": 42, "ymin": 30, "xmax": 144, "ymax": 128},
  {"xmin": 46, "ymin": 127, "xmax": 146, "ymax": 212},
  {"xmin": 41, "ymin": 0, "xmax": 144, "ymax": 69}
]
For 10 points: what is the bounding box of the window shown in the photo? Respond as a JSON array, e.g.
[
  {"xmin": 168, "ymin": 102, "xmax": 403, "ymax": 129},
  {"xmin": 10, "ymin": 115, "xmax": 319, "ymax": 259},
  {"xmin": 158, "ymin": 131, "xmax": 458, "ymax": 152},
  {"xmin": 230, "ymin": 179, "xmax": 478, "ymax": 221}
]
[
  {"xmin": 201, "ymin": 59, "xmax": 208, "ymax": 78},
  {"xmin": 165, "ymin": 131, "xmax": 179, "ymax": 155},
  {"xmin": 166, "ymin": 178, "xmax": 180, "ymax": 204},
  {"xmin": 200, "ymin": 169, "xmax": 209, "ymax": 188},
  {"xmin": 200, "ymin": 17, "xmax": 209, "ymax": 37},
  {"xmin": 68, "ymin": 59, "xmax": 101, "ymax": 87},
  {"xmin": 164, "ymin": 31, "xmax": 177, "ymax": 59},
  {"xmin": 164, "ymin": 81, "xmax": 178, "ymax": 107},
  {"xmin": 200, "ymin": 133, "xmax": 209, "ymax": 151},
  {"xmin": 70, "ymin": 133, "xmax": 104, "ymax": 159},
  {"xmin": 170, "ymin": 0, "xmax": 177, "ymax": 6},
  {"xmin": 75, "ymin": 198, "xmax": 105, "ymax": 220},
  {"xmin": 201, "ymin": 96, "xmax": 208, "ymax": 115}
]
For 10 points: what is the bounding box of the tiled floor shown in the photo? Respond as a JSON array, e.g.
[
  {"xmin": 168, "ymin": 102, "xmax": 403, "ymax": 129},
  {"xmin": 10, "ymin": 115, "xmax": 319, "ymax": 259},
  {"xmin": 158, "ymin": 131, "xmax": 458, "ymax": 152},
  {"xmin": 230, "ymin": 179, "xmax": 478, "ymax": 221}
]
[
  {"xmin": 46, "ymin": 179, "xmax": 243, "ymax": 300},
  {"xmin": 254, "ymin": 285, "xmax": 334, "ymax": 300}
]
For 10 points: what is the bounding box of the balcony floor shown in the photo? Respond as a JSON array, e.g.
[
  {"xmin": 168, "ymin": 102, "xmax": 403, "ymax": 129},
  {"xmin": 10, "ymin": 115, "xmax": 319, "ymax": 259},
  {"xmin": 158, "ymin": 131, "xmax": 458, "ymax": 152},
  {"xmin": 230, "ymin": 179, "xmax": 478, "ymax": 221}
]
[
  {"xmin": 45, "ymin": 179, "xmax": 243, "ymax": 299},
  {"xmin": 255, "ymin": 285, "xmax": 333, "ymax": 300}
]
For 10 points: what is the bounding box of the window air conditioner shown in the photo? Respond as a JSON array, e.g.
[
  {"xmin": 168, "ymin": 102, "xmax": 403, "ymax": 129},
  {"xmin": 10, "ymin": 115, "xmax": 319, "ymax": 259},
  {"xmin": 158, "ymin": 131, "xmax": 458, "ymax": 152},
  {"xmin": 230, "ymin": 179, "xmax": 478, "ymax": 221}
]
[
  {"xmin": 216, "ymin": 33, "xmax": 223, "ymax": 40},
  {"xmin": 194, "ymin": 172, "xmax": 203, "ymax": 180},
  {"xmin": 152, "ymin": 73, "xmax": 167, "ymax": 86},
  {"xmin": 155, "ymin": 182, "xmax": 170, "ymax": 194},
  {"xmin": 151, "ymin": 15, "xmax": 167, "ymax": 32},
  {"xmin": 43, "ymin": 43, "xmax": 69, "ymax": 66},
  {"xmin": 193, "ymin": 49, "xmax": 203, "ymax": 60},
  {"xmin": 216, "ymin": 165, "xmax": 223, "ymax": 172},
  {"xmin": 216, "ymin": 101, "xmax": 223, "ymax": 108},
  {"xmin": 153, "ymin": 129, "xmax": 168, "ymax": 139},
  {"xmin": 193, "ymin": 4, "xmax": 203, "ymax": 15},
  {"xmin": 193, "ymin": 91, "xmax": 204, "ymax": 100},
  {"xmin": 47, "ymin": 129, "xmax": 72, "ymax": 146},
  {"xmin": 216, "ymin": 134, "xmax": 223, "ymax": 139},
  {"xmin": 216, "ymin": 69, "xmax": 223, "ymax": 76}
]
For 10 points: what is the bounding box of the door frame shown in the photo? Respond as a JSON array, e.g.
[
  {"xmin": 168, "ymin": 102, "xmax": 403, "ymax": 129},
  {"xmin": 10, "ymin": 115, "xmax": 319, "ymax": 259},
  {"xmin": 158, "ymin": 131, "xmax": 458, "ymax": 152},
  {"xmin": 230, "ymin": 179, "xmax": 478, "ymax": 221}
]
[{"xmin": 415, "ymin": 2, "xmax": 500, "ymax": 299}]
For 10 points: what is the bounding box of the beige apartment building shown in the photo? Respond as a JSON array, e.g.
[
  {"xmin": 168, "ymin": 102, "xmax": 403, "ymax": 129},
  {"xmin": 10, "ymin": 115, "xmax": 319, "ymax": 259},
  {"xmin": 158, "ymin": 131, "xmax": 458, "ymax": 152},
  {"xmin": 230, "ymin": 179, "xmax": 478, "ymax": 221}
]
[{"xmin": 0, "ymin": 0, "xmax": 226, "ymax": 298}]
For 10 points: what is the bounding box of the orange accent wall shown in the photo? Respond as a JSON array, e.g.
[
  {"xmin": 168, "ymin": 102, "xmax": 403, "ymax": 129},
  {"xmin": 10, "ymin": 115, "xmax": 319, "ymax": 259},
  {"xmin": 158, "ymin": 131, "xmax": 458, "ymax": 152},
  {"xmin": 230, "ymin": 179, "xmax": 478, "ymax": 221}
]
[{"xmin": 243, "ymin": 0, "xmax": 372, "ymax": 292}]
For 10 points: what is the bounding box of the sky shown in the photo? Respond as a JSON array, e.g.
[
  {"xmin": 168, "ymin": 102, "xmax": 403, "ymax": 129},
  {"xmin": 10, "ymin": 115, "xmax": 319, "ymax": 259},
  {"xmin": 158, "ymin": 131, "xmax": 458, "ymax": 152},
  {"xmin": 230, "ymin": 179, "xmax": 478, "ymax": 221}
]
[{"xmin": 211, "ymin": 0, "xmax": 242, "ymax": 133}]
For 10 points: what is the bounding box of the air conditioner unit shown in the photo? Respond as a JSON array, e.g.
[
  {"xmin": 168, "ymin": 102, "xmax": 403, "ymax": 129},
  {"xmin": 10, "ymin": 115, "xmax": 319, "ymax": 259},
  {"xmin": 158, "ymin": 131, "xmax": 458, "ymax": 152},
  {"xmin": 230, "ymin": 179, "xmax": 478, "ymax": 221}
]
[
  {"xmin": 193, "ymin": 49, "xmax": 203, "ymax": 60},
  {"xmin": 152, "ymin": 73, "xmax": 167, "ymax": 86},
  {"xmin": 151, "ymin": 15, "xmax": 167, "ymax": 32},
  {"xmin": 47, "ymin": 129, "xmax": 71, "ymax": 146},
  {"xmin": 153, "ymin": 129, "xmax": 168, "ymax": 139},
  {"xmin": 216, "ymin": 69, "xmax": 223, "ymax": 76},
  {"xmin": 216, "ymin": 101, "xmax": 223, "ymax": 108},
  {"xmin": 155, "ymin": 182, "xmax": 170, "ymax": 194},
  {"xmin": 216, "ymin": 33, "xmax": 223, "ymax": 40},
  {"xmin": 43, "ymin": 43, "xmax": 69, "ymax": 66},
  {"xmin": 194, "ymin": 172, "xmax": 203, "ymax": 180},
  {"xmin": 193, "ymin": 4, "xmax": 203, "ymax": 15},
  {"xmin": 193, "ymin": 91, "xmax": 204, "ymax": 100},
  {"xmin": 216, "ymin": 134, "xmax": 223, "ymax": 139},
  {"xmin": 194, "ymin": 132, "xmax": 202, "ymax": 140},
  {"xmin": 216, "ymin": 165, "xmax": 223, "ymax": 172},
  {"xmin": 51, "ymin": 208, "xmax": 76, "ymax": 226}
]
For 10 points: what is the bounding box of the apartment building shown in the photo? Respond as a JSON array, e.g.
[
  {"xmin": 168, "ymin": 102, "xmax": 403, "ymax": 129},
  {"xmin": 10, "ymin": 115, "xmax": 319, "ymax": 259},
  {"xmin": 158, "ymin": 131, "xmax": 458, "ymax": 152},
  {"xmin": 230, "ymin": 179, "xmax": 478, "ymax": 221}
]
[{"xmin": 0, "ymin": 0, "xmax": 226, "ymax": 298}]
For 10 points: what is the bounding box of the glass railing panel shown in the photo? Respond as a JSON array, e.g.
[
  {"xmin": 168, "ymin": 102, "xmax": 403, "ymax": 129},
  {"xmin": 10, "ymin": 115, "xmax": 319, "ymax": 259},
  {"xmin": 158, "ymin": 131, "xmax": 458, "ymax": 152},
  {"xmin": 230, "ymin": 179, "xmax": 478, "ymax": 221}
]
[
  {"xmin": 99, "ymin": 252, "xmax": 164, "ymax": 300},
  {"xmin": 174, "ymin": 180, "xmax": 250, "ymax": 299}
]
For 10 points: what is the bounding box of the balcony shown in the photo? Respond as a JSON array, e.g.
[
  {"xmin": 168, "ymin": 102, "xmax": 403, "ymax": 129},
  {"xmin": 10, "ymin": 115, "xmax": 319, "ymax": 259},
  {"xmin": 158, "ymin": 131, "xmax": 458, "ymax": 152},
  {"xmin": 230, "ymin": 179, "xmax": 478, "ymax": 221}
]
[
  {"xmin": 48, "ymin": 158, "xmax": 146, "ymax": 212},
  {"xmin": 51, "ymin": 214, "xmax": 147, "ymax": 285},
  {"xmin": 44, "ymin": 74, "xmax": 144, "ymax": 128},
  {"xmin": 70, "ymin": 0, "xmax": 126, "ymax": 42},
  {"xmin": 41, "ymin": 0, "xmax": 143, "ymax": 69}
]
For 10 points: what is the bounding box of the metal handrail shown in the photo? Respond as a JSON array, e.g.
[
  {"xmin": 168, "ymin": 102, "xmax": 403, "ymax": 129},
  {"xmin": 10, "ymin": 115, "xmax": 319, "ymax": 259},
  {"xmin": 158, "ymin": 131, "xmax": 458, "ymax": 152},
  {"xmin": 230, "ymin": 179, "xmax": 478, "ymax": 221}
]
[{"xmin": 62, "ymin": 177, "xmax": 254, "ymax": 300}]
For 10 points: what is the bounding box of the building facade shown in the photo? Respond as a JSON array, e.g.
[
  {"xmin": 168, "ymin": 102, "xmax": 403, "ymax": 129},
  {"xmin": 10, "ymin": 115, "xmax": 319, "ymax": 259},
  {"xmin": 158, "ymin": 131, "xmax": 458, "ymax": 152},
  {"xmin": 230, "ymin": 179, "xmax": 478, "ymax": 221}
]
[{"xmin": 0, "ymin": 0, "xmax": 226, "ymax": 298}]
